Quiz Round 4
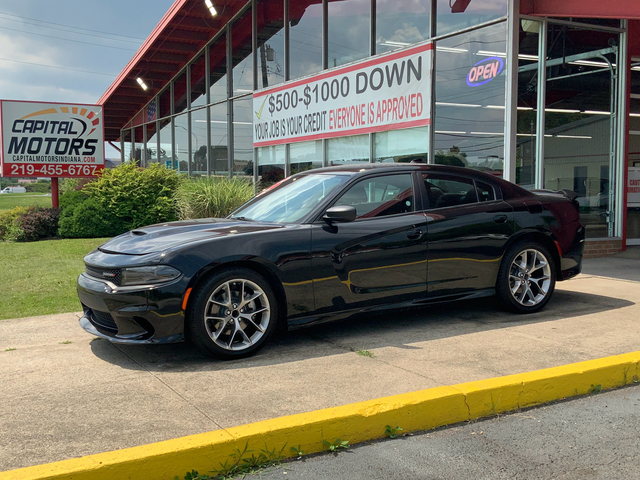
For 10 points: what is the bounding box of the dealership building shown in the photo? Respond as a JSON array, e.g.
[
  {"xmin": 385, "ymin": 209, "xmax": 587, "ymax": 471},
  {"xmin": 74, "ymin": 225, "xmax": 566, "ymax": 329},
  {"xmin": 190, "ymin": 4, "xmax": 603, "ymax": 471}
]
[{"xmin": 99, "ymin": 0, "xmax": 640, "ymax": 255}]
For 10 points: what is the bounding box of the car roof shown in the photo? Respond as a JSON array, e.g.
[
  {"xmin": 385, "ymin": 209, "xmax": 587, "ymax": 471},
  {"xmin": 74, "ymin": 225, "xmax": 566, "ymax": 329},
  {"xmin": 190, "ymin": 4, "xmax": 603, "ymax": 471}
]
[{"xmin": 295, "ymin": 163, "xmax": 531, "ymax": 199}]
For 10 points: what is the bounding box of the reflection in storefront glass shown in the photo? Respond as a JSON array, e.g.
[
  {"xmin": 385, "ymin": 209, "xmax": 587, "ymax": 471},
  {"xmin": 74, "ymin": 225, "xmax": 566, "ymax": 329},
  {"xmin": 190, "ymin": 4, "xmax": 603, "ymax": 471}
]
[
  {"xmin": 257, "ymin": 145, "xmax": 285, "ymax": 189},
  {"xmin": 516, "ymin": 19, "xmax": 540, "ymax": 188},
  {"xmin": 542, "ymin": 23, "xmax": 618, "ymax": 238},
  {"xmin": 328, "ymin": 134, "xmax": 369, "ymax": 166},
  {"xmin": 233, "ymin": 97, "xmax": 253, "ymax": 175},
  {"xmin": 376, "ymin": 0, "xmax": 430, "ymax": 55},
  {"xmin": 291, "ymin": 140, "xmax": 323, "ymax": 174},
  {"xmin": 374, "ymin": 127, "xmax": 428, "ymax": 163},
  {"xmin": 191, "ymin": 106, "xmax": 208, "ymax": 175},
  {"xmin": 257, "ymin": 0, "xmax": 285, "ymax": 88},
  {"xmin": 436, "ymin": 0, "xmax": 507, "ymax": 37},
  {"xmin": 209, "ymin": 101, "xmax": 228, "ymax": 175},
  {"xmin": 174, "ymin": 113, "xmax": 190, "ymax": 174},
  {"xmin": 434, "ymin": 22, "xmax": 506, "ymax": 177},
  {"xmin": 290, "ymin": 1, "xmax": 323, "ymax": 80},
  {"xmin": 328, "ymin": 0, "xmax": 370, "ymax": 68}
]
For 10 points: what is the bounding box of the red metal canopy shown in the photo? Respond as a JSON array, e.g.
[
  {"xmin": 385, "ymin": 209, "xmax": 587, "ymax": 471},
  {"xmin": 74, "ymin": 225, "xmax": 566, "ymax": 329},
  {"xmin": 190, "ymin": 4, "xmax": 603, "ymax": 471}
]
[{"xmin": 99, "ymin": 0, "xmax": 247, "ymax": 141}]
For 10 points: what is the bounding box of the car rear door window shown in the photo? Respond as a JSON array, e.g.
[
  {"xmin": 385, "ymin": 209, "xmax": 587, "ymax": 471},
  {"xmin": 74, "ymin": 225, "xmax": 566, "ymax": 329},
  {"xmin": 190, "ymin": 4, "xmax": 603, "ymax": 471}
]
[
  {"xmin": 333, "ymin": 174, "xmax": 414, "ymax": 218},
  {"xmin": 422, "ymin": 174, "xmax": 478, "ymax": 209}
]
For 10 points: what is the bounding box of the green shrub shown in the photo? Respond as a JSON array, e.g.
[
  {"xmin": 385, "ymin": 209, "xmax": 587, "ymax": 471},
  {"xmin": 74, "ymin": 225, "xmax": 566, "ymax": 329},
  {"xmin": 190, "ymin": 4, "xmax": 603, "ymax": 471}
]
[
  {"xmin": 174, "ymin": 176, "xmax": 254, "ymax": 220},
  {"xmin": 84, "ymin": 163, "xmax": 183, "ymax": 231},
  {"xmin": 0, "ymin": 206, "xmax": 34, "ymax": 241},
  {"xmin": 24, "ymin": 181, "xmax": 51, "ymax": 193},
  {"xmin": 16, "ymin": 208, "xmax": 60, "ymax": 241},
  {"xmin": 58, "ymin": 197, "xmax": 120, "ymax": 238}
]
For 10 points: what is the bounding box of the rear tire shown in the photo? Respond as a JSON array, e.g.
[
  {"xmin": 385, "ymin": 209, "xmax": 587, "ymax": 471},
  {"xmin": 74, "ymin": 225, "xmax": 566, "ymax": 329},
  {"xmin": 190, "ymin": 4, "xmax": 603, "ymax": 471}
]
[
  {"xmin": 187, "ymin": 268, "xmax": 279, "ymax": 360},
  {"xmin": 497, "ymin": 242, "xmax": 556, "ymax": 314}
]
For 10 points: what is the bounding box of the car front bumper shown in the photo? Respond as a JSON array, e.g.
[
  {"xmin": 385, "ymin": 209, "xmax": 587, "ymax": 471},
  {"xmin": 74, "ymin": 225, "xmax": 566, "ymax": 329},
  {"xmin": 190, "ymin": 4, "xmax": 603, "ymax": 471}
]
[{"xmin": 77, "ymin": 273, "xmax": 186, "ymax": 344}]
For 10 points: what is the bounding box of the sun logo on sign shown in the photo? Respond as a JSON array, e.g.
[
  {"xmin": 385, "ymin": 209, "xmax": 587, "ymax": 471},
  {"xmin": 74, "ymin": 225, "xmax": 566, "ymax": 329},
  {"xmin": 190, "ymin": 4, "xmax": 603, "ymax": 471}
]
[{"xmin": 19, "ymin": 106, "xmax": 101, "ymax": 137}]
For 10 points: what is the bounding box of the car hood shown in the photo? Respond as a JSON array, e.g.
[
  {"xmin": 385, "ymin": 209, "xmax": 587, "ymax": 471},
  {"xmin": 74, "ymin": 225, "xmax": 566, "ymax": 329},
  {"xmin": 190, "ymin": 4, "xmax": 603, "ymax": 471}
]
[{"xmin": 99, "ymin": 218, "xmax": 287, "ymax": 255}]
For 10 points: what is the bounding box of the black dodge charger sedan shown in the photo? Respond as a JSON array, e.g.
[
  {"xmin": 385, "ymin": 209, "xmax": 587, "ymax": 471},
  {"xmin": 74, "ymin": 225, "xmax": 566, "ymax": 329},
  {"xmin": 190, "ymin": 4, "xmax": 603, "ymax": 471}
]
[{"xmin": 78, "ymin": 164, "xmax": 584, "ymax": 359}]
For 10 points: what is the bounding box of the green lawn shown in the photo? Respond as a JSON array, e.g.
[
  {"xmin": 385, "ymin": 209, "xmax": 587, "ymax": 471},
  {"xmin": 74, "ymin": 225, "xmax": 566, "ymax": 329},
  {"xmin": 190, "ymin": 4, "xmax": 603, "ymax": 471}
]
[
  {"xmin": 0, "ymin": 193, "xmax": 52, "ymax": 212},
  {"xmin": 0, "ymin": 238, "xmax": 110, "ymax": 320}
]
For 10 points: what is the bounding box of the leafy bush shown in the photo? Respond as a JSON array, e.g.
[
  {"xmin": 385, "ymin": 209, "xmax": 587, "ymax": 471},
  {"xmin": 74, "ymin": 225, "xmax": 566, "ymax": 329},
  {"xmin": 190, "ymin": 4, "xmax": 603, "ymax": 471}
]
[
  {"xmin": 58, "ymin": 163, "xmax": 183, "ymax": 238},
  {"xmin": 0, "ymin": 206, "xmax": 34, "ymax": 241},
  {"xmin": 58, "ymin": 197, "xmax": 119, "ymax": 238},
  {"xmin": 15, "ymin": 208, "xmax": 60, "ymax": 241},
  {"xmin": 174, "ymin": 176, "xmax": 254, "ymax": 220},
  {"xmin": 24, "ymin": 181, "xmax": 51, "ymax": 193}
]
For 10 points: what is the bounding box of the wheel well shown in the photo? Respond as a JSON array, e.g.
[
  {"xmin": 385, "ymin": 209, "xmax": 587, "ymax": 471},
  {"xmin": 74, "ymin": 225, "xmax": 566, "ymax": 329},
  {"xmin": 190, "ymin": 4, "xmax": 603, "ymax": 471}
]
[
  {"xmin": 184, "ymin": 261, "xmax": 288, "ymax": 331},
  {"xmin": 503, "ymin": 231, "xmax": 562, "ymax": 279}
]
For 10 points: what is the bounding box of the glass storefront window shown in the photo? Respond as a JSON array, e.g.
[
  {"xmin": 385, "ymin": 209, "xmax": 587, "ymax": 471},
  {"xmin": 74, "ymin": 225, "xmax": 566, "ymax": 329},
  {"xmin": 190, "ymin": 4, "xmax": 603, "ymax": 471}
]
[
  {"xmin": 174, "ymin": 71, "xmax": 188, "ymax": 115},
  {"xmin": 434, "ymin": 22, "xmax": 506, "ymax": 176},
  {"xmin": 542, "ymin": 23, "xmax": 619, "ymax": 238},
  {"xmin": 209, "ymin": 101, "xmax": 228, "ymax": 174},
  {"xmin": 516, "ymin": 19, "xmax": 541, "ymax": 188},
  {"xmin": 257, "ymin": 144, "xmax": 285, "ymax": 188},
  {"xmin": 233, "ymin": 97, "xmax": 253, "ymax": 175},
  {"xmin": 436, "ymin": 0, "xmax": 507, "ymax": 37},
  {"xmin": 191, "ymin": 106, "xmax": 208, "ymax": 175},
  {"xmin": 209, "ymin": 34, "xmax": 227, "ymax": 103},
  {"xmin": 191, "ymin": 54, "xmax": 207, "ymax": 109},
  {"xmin": 327, "ymin": 134, "xmax": 369, "ymax": 166},
  {"xmin": 289, "ymin": 0, "xmax": 323, "ymax": 80},
  {"xmin": 328, "ymin": 0, "xmax": 370, "ymax": 68},
  {"xmin": 257, "ymin": 0, "xmax": 285, "ymax": 89},
  {"xmin": 157, "ymin": 118, "xmax": 175, "ymax": 169},
  {"xmin": 291, "ymin": 140, "xmax": 323, "ymax": 174},
  {"xmin": 374, "ymin": 127, "xmax": 428, "ymax": 163},
  {"xmin": 376, "ymin": 0, "xmax": 430, "ymax": 55},
  {"xmin": 232, "ymin": 8, "xmax": 254, "ymax": 95},
  {"xmin": 174, "ymin": 113, "xmax": 190, "ymax": 174}
]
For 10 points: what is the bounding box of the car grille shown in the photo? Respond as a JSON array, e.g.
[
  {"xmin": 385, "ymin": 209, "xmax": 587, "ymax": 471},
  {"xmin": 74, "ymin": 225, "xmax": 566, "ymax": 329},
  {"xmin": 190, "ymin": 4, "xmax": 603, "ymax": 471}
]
[
  {"xmin": 85, "ymin": 265, "xmax": 122, "ymax": 286},
  {"xmin": 90, "ymin": 309, "xmax": 118, "ymax": 333}
]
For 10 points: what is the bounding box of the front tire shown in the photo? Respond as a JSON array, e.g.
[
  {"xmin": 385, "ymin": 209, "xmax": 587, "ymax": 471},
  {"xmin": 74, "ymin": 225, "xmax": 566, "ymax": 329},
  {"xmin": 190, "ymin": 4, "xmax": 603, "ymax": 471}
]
[
  {"xmin": 497, "ymin": 242, "xmax": 556, "ymax": 314},
  {"xmin": 187, "ymin": 268, "xmax": 279, "ymax": 360}
]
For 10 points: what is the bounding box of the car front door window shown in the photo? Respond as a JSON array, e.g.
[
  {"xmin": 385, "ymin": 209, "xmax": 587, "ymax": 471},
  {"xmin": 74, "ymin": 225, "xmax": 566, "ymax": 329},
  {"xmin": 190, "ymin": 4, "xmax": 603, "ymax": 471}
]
[{"xmin": 333, "ymin": 174, "xmax": 415, "ymax": 219}]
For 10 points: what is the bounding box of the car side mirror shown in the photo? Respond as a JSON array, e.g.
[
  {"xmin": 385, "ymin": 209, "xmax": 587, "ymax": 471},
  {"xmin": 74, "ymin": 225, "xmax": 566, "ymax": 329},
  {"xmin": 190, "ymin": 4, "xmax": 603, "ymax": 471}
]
[{"xmin": 323, "ymin": 205, "xmax": 357, "ymax": 223}]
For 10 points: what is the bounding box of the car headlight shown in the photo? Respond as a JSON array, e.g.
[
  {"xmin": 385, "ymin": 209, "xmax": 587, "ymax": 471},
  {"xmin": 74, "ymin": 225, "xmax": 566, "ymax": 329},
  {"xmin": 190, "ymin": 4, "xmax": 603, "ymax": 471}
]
[{"xmin": 120, "ymin": 265, "xmax": 182, "ymax": 286}]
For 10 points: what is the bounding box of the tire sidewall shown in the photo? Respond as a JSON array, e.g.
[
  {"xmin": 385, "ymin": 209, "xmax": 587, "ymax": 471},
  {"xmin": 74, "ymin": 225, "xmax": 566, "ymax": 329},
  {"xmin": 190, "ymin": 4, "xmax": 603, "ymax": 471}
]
[
  {"xmin": 497, "ymin": 241, "xmax": 556, "ymax": 314},
  {"xmin": 187, "ymin": 267, "xmax": 279, "ymax": 359}
]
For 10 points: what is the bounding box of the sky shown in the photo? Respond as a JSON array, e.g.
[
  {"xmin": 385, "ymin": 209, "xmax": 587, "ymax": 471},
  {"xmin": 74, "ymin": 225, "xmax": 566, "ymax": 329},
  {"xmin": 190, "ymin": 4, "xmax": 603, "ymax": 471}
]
[{"xmin": 0, "ymin": 0, "xmax": 176, "ymax": 156}]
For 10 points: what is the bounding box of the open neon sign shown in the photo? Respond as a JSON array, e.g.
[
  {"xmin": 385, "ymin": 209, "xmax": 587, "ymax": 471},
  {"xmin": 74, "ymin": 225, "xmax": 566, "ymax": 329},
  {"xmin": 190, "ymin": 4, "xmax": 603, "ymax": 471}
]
[{"xmin": 466, "ymin": 57, "xmax": 504, "ymax": 87}]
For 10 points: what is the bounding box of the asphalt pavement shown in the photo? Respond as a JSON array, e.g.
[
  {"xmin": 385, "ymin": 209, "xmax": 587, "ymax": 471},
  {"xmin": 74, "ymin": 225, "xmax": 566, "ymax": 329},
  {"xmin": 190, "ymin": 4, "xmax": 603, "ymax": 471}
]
[{"xmin": 249, "ymin": 385, "xmax": 640, "ymax": 480}]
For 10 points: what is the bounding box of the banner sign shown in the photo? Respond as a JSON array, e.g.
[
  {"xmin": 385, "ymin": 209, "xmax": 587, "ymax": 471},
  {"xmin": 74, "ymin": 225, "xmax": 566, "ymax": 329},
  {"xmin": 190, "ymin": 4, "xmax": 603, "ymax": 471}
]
[
  {"xmin": 253, "ymin": 42, "xmax": 432, "ymax": 147},
  {"xmin": 0, "ymin": 100, "xmax": 105, "ymax": 178}
]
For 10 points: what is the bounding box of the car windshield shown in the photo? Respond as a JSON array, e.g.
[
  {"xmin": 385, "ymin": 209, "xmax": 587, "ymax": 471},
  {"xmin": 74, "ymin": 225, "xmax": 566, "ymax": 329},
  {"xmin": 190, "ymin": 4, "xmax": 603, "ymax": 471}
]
[{"xmin": 232, "ymin": 173, "xmax": 350, "ymax": 223}]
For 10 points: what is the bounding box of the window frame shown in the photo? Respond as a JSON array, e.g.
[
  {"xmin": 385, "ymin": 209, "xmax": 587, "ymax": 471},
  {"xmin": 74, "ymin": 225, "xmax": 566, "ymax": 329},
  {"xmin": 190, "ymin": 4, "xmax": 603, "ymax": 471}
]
[{"xmin": 419, "ymin": 172, "xmax": 501, "ymax": 210}]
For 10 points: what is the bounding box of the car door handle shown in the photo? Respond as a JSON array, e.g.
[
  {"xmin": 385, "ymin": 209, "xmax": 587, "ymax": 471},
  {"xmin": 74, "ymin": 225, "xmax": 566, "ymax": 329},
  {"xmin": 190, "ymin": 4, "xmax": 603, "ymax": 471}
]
[
  {"xmin": 493, "ymin": 214, "xmax": 508, "ymax": 224},
  {"xmin": 406, "ymin": 229, "xmax": 424, "ymax": 240}
]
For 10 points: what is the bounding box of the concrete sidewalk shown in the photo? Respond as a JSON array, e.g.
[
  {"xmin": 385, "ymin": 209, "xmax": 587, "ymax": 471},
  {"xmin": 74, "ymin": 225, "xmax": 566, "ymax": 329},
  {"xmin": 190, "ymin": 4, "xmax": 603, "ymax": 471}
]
[{"xmin": 1, "ymin": 254, "xmax": 639, "ymax": 473}]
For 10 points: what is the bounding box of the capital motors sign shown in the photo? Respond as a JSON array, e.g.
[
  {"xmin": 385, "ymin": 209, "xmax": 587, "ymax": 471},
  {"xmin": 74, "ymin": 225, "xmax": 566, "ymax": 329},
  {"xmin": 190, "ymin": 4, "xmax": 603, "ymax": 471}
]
[
  {"xmin": 466, "ymin": 57, "xmax": 504, "ymax": 87},
  {"xmin": 0, "ymin": 100, "xmax": 105, "ymax": 178}
]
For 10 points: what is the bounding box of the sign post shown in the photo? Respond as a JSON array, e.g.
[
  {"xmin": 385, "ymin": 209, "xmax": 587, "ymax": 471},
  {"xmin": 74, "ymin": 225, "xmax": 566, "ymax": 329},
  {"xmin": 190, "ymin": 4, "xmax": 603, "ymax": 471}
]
[{"xmin": 0, "ymin": 100, "xmax": 105, "ymax": 208}]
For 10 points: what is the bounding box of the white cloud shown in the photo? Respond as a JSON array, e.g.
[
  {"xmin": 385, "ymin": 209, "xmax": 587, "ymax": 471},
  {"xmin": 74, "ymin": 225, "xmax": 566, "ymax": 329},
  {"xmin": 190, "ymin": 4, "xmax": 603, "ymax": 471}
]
[{"xmin": 0, "ymin": 31, "xmax": 66, "ymax": 73}]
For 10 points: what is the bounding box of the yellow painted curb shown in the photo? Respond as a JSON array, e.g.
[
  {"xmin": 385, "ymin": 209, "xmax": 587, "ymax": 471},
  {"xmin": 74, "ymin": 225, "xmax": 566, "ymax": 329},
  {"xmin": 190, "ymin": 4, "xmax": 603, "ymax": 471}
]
[{"xmin": 2, "ymin": 351, "xmax": 639, "ymax": 480}]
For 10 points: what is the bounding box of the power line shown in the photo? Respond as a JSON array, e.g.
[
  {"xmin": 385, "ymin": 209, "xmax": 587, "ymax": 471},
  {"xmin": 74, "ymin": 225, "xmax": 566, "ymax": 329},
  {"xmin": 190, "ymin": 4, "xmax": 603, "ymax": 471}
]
[
  {"xmin": 0, "ymin": 25, "xmax": 138, "ymax": 51},
  {"xmin": 0, "ymin": 56, "xmax": 116, "ymax": 77},
  {"xmin": 0, "ymin": 10, "xmax": 146, "ymax": 42},
  {"xmin": 0, "ymin": 14, "xmax": 142, "ymax": 44}
]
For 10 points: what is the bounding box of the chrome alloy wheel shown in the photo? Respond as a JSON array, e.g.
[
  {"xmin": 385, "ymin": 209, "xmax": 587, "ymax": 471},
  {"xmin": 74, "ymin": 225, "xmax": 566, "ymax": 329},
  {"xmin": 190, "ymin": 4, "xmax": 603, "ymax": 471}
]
[
  {"xmin": 204, "ymin": 279, "xmax": 271, "ymax": 351},
  {"xmin": 508, "ymin": 249, "xmax": 552, "ymax": 307}
]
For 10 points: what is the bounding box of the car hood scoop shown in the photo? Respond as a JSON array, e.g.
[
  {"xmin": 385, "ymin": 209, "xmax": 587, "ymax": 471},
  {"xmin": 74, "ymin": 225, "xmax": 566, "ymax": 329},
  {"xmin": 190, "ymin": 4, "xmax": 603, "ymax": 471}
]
[{"xmin": 99, "ymin": 218, "xmax": 285, "ymax": 255}]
